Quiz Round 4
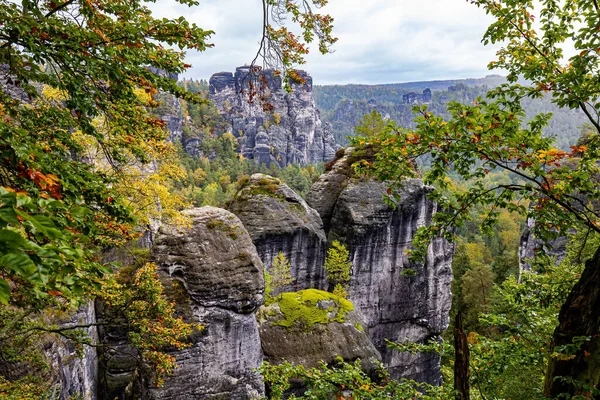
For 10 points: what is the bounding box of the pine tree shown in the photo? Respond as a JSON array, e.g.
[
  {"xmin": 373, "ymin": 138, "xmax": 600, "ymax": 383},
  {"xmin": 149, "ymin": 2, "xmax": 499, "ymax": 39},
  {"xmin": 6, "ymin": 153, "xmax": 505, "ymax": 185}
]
[
  {"xmin": 265, "ymin": 251, "xmax": 295, "ymax": 300},
  {"xmin": 324, "ymin": 241, "xmax": 352, "ymax": 292}
]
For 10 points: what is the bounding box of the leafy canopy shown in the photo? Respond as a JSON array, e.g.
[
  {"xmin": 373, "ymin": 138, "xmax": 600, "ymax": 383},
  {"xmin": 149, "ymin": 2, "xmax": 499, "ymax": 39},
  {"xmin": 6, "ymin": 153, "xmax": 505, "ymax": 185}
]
[{"xmin": 352, "ymin": 0, "xmax": 600, "ymax": 397}]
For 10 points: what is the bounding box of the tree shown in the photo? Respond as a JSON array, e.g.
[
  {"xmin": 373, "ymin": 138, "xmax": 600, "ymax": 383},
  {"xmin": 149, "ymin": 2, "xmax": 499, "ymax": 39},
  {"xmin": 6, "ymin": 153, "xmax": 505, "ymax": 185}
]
[
  {"xmin": 353, "ymin": 0, "xmax": 600, "ymax": 396},
  {"xmin": 0, "ymin": 0, "xmax": 336, "ymax": 394},
  {"xmin": 265, "ymin": 251, "xmax": 295, "ymax": 300},
  {"xmin": 324, "ymin": 240, "xmax": 352, "ymax": 292},
  {"xmin": 354, "ymin": 110, "xmax": 387, "ymax": 137}
]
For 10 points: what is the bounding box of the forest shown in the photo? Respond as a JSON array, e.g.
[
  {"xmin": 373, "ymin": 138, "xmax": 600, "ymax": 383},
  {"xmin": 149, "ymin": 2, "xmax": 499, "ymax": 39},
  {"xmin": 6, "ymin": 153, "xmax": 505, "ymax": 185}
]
[
  {"xmin": 314, "ymin": 78, "xmax": 589, "ymax": 149},
  {"xmin": 1, "ymin": 0, "xmax": 600, "ymax": 399}
]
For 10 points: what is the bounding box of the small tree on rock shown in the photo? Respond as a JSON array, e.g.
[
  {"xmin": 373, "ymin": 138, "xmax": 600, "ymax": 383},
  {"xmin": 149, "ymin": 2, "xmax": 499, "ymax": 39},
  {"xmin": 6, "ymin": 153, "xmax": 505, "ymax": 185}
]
[
  {"xmin": 265, "ymin": 251, "xmax": 295, "ymax": 300},
  {"xmin": 324, "ymin": 241, "xmax": 352, "ymax": 293}
]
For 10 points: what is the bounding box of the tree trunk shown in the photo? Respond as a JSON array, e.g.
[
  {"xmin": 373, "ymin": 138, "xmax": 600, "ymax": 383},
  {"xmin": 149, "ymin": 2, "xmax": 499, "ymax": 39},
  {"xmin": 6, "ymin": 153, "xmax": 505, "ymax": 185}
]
[
  {"xmin": 454, "ymin": 310, "xmax": 470, "ymax": 400},
  {"xmin": 544, "ymin": 246, "xmax": 600, "ymax": 398}
]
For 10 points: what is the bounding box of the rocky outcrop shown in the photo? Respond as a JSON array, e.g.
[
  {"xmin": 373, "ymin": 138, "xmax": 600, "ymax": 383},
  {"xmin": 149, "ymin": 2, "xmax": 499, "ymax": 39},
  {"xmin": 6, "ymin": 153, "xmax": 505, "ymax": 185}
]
[
  {"xmin": 101, "ymin": 207, "xmax": 264, "ymax": 400},
  {"xmin": 519, "ymin": 217, "xmax": 568, "ymax": 277},
  {"xmin": 50, "ymin": 303, "xmax": 98, "ymax": 400},
  {"xmin": 228, "ymin": 174, "xmax": 328, "ymax": 292},
  {"xmin": 148, "ymin": 207, "xmax": 265, "ymax": 399},
  {"xmin": 402, "ymin": 89, "xmax": 432, "ymax": 104},
  {"xmin": 258, "ymin": 289, "xmax": 381, "ymax": 372},
  {"xmin": 306, "ymin": 149, "xmax": 454, "ymax": 385},
  {"xmin": 209, "ymin": 67, "xmax": 336, "ymax": 167},
  {"xmin": 305, "ymin": 147, "xmax": 369, "ymax": 232}
]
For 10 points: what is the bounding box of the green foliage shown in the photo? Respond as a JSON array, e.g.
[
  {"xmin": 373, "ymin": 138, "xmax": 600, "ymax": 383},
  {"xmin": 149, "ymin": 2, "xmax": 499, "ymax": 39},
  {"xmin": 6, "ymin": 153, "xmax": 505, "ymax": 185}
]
[
  {"xmin": 324, "ymin": 240, "xmax": 352, "ymax": 290},
  {"xmin": 461, "ymin": 264, "xmax": 495, "ymax": 329},
  {"xmin": 0, "ymin": 376, "xmax": 51, "ymax": 400},
  {"xmin": 354, "ymin": 110, "xmax": 387, "ymax": 137},
  {"xmin": 260, "ymin": 358, "xmax": 453, "ymax": 399},
  {"xmin": 271, "ymin": 289, "xmax": 353, "ymax": 331},
  {"xmin": 264, "ymin": 251, "xmax": 295, "ymax": 300},
  {"xmin": 98, "ymin": 263, "xmax": 200, "ymax": 387},
  {"xmin": 172, "ymin": 140, "xmax": 324, "ymax": 208},
  {"xmin": 332, "ymin": 283, "xmax": 347, "ymax": 298}
]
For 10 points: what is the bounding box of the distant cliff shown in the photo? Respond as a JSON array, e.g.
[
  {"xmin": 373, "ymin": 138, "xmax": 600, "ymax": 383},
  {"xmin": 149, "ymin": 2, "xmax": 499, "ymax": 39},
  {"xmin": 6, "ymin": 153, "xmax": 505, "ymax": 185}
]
[{"xmin": 209, "ymin": 67, "xmax": 337, "ymax": 167}]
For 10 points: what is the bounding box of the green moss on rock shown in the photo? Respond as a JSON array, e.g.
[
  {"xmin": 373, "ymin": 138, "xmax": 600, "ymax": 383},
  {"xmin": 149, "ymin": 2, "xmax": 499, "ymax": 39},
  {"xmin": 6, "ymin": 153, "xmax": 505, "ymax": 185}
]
[
  {"xmin": 355, "ymin": 322, "xmax": 364, "ymax": 332},
  {"xmin": 206, "ymin": 218, "xmax": 240, "ymax": 240},
  {"xmin": 272, "ymin": 289, "xmax": 354, "ymax": 331}
]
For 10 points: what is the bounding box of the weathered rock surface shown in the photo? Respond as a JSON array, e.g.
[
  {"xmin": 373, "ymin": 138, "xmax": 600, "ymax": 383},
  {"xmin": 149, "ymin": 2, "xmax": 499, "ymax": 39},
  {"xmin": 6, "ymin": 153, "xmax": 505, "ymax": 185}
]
[
  {"xmin": 209, "ymin": 67, "xmax": 336, "ymax": 167},
  {"xmin": 228, "ymin": 174, "xmax": 328, "ymax": 292},
  {"xmin": 0, "ymin": 302, "xmax": 98, "ymax": 400},
  {"xmin": 258, "ymin": 289, "xmax": 381, "ymax": 372},
  {"xmin": 147, "ymin": 207, "xmax": 265, "ymax": 399},
  {"xmin": 49, "ymin": 302, "xmax": 99, "ymax": 400},
  {"xmin": 306, "ymin": 149, "xmax": 454, "ymax": 385},
  {"xmin": 519, "ymin": 217, "xmax": 568, "ymax": 277},
  {"xmin": 98, "ymin": 207, "xmax": 265, "ymax": 400},
  {"xmin": 305, "ymin": 147, "xmax": 369, "ymax": 232}
]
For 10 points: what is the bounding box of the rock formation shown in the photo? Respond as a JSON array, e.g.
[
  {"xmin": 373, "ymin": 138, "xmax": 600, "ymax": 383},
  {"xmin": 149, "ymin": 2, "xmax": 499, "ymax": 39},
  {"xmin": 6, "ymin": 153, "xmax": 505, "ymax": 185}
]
[
  {"xmin": 228, "ymin": 174, "xmax": 328, "ymax": 292},
  {"xmin": 518, "ymin": 217, "xmax": 568, "ymax": 278},
  {"xmin": 209, "ymin": 67, "xmax": 336, "ymax": 167},
  {"xmin": 306, "ymin": 148, "xmax": 454, "ymax": 385},
  {"xmin": 48, "ymin": 302, "xmax": 99, "ymax": 400},
  {"xmin": 99, "ymin": 207, "xmax": 265, "ymax": 399},
  {"xmin": 258, "ymin": 289, "xmax": 381, "ymax": 372},
  {"xmin": 402, "ymin": 88, "xmax": 432, "ymax": 104},
  {"xmin": 148, "ymin": 207, "xmax": 265, "ymax": 400}
]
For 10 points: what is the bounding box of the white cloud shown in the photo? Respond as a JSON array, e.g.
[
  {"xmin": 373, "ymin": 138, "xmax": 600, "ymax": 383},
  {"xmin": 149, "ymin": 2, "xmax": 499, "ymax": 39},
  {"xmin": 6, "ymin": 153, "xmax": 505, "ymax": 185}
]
[{"xmin": 149, "ymin": 0, "xmax": 502, "ymax": 84}]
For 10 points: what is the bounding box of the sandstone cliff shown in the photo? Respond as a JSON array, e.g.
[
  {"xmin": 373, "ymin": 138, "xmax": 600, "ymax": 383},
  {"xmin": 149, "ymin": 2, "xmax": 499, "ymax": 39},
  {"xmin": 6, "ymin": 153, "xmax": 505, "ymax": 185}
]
[
  {"xmin": 209, "ymin": 67, "xmax": 336, "ymax": 167},
  {"xmin": 98, "ymin": 207, "xmax": 265, "ymax": 400},
  {"xmin": 306, "ymin": 148, "xmax": 454, "ymax": 384},
  {"xmin": 228, "ymin": 174, "xmax": 328, "ymax": 292},
  {"xmin": 149, "ymin": 207, "xmax": 265, "ymax": 400}
]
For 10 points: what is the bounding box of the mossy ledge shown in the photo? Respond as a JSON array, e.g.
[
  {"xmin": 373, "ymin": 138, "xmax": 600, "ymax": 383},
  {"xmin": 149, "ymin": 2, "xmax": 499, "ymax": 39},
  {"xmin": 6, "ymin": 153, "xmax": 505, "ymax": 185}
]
[{"xmin": 271, "ymin": 289, "xmax": 354, "ymax": 331}]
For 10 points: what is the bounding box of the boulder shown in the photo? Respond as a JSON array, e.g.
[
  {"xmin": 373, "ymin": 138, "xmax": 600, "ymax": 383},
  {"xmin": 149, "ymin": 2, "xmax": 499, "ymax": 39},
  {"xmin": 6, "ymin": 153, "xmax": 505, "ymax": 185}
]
[{"xmin": 257, "ymin": 289, "xmax": 381, "ymax": 373}]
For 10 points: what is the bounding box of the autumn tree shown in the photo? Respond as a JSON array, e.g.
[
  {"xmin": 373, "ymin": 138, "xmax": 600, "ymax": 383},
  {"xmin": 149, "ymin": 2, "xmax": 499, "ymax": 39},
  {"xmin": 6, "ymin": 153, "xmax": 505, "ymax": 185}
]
[
  {"xmin": 353, "ymin": 0, "xmax": 600, "ymax": 397},
  {"xmin": 0, "ymin": 0, "xmax": 336, "ymax": 395}
]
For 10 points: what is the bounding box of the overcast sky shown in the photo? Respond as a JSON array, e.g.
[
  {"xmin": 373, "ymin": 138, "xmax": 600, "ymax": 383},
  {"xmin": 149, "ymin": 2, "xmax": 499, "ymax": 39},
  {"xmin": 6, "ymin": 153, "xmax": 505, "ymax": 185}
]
[{"xmin": 150, "ymin": 0, "xmax": 501, "ymax": 85}]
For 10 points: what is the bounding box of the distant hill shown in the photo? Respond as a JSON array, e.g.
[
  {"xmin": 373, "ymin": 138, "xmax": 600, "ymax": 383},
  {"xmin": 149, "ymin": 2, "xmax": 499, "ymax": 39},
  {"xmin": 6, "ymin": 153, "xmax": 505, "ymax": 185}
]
[{"xmin": 313, "ymin": 75, "xmax": 588, "ymax": 149}]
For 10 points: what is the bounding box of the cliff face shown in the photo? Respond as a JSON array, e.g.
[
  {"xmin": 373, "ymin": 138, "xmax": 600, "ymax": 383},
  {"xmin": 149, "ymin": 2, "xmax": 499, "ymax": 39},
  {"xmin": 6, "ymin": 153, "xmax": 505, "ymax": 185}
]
[
  {"xmin": 52, "ymin": 303, "xmax": 99, "ymax": 400},
  {"xmin": 43, "ymin": 303, "xmax": 98, "ymax": 400},
  {"xmin": 148, "ymin": 207, "xmax": 265, "ymax": 400},
  {"xmin": 228, "ymin": 174, "xmax": 328, "ymax": 292},
  {"xmin": 306, "ymin": 149, "xmax": 454, "ymax": 384},
  {"xmin": 209, "ymin": 67, "xmax": 336, "ymax": 167},
  {"xmin": 98, "ymin": 207, "xmax": 265, "ymax": 400},
  {"xmin": 519, "ymin": 217, "xmax": 568, "ymax": 277}
]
